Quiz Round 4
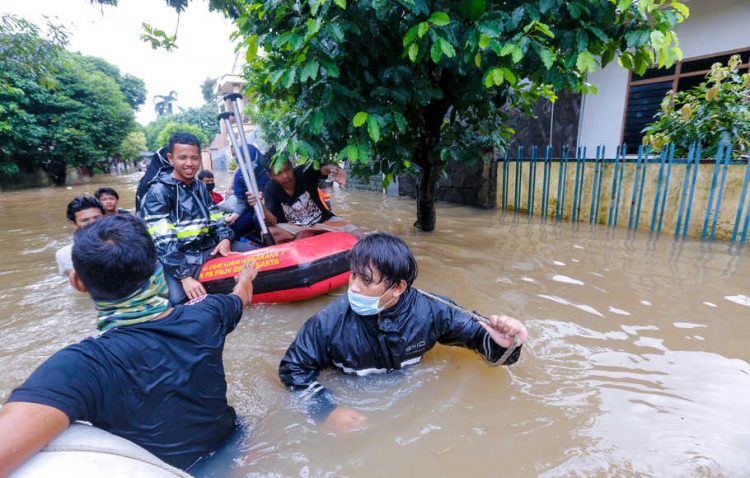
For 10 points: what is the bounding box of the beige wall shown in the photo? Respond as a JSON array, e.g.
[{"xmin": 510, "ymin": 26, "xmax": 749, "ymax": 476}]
[
  {"xmin": 497, "ymin": 158, "xmax": 750, "ymax": 241},
  {"xmin": 579, "ymin": 0, "xmax": 750, "ymax": 153}
]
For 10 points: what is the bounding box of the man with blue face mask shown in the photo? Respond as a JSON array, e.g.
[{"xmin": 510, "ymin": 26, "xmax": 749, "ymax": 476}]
[{"xmin": 279, "ymin": 233, "xmax": 528, "ymax": 434}]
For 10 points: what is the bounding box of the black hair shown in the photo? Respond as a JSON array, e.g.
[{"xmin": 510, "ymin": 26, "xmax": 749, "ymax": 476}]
[
  {"xmin": 349, "ymin": 232, "xmax": 418, "ymax": 288},
  {"xmin": 168, "ymin": 132, "xmax": 201, "ymax": 154},
  {"xmin": 94, "ymin": 187, "xmax": 119, "ymax": 200},
  {"xmin": 197, "ymin": 170, "xmax": 214, "ymax": 180},
  {"xmin": 72, "ymin": 214, "xmax": 157, "ymax": 300},
  {"xmin": 66, "ymin": 195, "xmax": 105, "ymax": 222}
]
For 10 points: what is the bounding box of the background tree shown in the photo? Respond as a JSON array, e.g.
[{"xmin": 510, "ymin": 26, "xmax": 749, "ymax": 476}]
[
  {"xmin": 0, "ymin": 14, "xmax": 67, "ymax": 176},
  {"xmin": 155, "ymin": 122, "xmax": 209, "ymax": 148},
  {"xmin": 226, "ymin": 0, "xmax": 686, "ymax": 231},
  {"xmin": 118, "ymin": 130, "xmax": 148, "ymax": 163},
  {"xmin": 643, "ymin": 55, "xmax": 750, "ymax": 158},
  {"xmin": 201, "ymin": 76, "xmax": 218, "ymax": 103},
  {"xmin": 1, "ymin": 15, "xmax": 141, "ymax": 184}
]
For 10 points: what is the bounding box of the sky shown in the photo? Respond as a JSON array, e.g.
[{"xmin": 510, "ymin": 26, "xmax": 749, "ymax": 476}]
[{"xmin": 0, "ymin": 0, "xmax": 240, "ymax": 125}]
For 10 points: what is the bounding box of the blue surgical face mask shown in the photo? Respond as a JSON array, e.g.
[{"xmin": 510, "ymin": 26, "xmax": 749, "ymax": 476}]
[{"xmin": 348, "ymin": 284, "xmax": 395, "ymax": 316}]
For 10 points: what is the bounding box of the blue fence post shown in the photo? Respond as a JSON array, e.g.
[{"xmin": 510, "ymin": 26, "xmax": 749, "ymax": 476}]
[
  {"xmin": 731, "ymin": 153, "xmax": 750, "ymax": 244},
  {"xmin": 613, "ymin": 144, "xmax": 628, "ymax": 228},
  {"xmin": 503, "ymin": 149, "xmax": 510, "ymax": 211},
  {"xmin": 628, "ymin": 145, "xmax": 645, "ymax": 230},
  {"xmin": 572, "ymin": 146, "xmax": 583, "ymax": 222},
  {"xmin": 682, "ymin": 143, "xmax": 703, "ymax": 238},
  {"xmin": 709, "ymin": 143, "xmax": 732, "ymax": 240},
  {"xmin": 656, "ymin": 144, "xmax": 675, "ymax": 235},
  {"xmin": 608, "ymin": 145, "xmax": 622, "ymax": 227},
  {"xmin": 634, "ymin": 145, "xmax": 650, "ymax": 231},
  {"xmin": 589, "ymin": 146, "xmax": 601, "ymax": 224},
  {"xmin": 528, "ymin": 146, "xmax": 538, "ymax": 216},
  {"xmin": 701, "ymin": 143, "xmax": 725, "ymax": 240},
  {"xmin": 594, "ymin": 146, "xmax": 606, "ymax": 224},
  {"xmin": 541, "ymin": 146, "xmax": 552, "ymax": 219},
  {"xmin": 556, "ymin": 146, "xmax": 567, "ymax": 220},
  {"xmin": 650, "ymin": 147, "xmax": 668, "ymax": 233},
  {"xmin": 514, "ymin": 146, "xmax": 523, "ymax": 212},
  {"xmin": 675, "ymin": 143, "xmax": 696, "ymax": 239}
]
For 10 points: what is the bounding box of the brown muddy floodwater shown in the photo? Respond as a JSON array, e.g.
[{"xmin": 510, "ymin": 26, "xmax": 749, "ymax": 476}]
[{"xmin": 1, "ymin": 173, "xmax": 749, "ymax": 477}]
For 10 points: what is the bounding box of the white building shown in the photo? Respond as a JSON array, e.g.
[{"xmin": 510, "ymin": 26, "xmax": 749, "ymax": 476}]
[{"xmin": 578, "ymin": 0, "xmax": 750, "ymax": 154}]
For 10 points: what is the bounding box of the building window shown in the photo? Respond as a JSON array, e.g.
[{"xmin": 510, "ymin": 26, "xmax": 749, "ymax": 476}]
[{"xmin": 621, "ymin": 47, "xmax": 750, "ymax": 147}]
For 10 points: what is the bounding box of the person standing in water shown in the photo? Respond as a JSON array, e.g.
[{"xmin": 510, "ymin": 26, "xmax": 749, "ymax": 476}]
[
  {"xmin": 94, "ymin": 187, "xmax": 130, "ymax": 215},
  {"xmin": 0, "ymin": 214, "xmax": 258, "ymax": 475},
  {"xmin": 55, "ymin": 195, "xmax": 105, "ymax": 279},
  {"xmin": 279, "ymin": 233, "xmax": 528, "ymax": 433}
]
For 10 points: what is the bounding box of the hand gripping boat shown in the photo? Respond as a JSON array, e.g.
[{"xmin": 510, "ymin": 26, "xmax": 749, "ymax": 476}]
[{"xmin": 199, "ymin": 231, "xmax": 357, "ymax": 303}]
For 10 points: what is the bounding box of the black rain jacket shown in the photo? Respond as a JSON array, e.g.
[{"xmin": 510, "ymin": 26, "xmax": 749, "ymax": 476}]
[
  {"xmin": 279, "ymin": 287, "xmax": 522, "ymax": 422},
  {"xmin": 139, "ymin": 171, "xmax": 233, "ymax": 281}
]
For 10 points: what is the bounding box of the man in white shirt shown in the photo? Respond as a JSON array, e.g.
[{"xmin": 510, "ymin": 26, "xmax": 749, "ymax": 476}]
[{"xmin": 55, "ymin": 195, "xmax": 105, "ymax": 278}]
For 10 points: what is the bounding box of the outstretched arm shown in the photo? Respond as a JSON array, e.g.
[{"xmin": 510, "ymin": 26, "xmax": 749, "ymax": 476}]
[
  {"xmin": 434, "ymin": 295, "xmax": 527, "ymax": 365},
  {"xmin": 0, "ymin": 402, "xmax": 69, "ymax": 476},
  {"xmin": 231, "ymin": 261, "xmax": 258, "ymax": 308}
]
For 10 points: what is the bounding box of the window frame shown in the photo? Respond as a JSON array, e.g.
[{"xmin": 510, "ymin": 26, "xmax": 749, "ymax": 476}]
[{"xmin": 620, "ymin": 46, "xmax": 750, "ymax": 146}]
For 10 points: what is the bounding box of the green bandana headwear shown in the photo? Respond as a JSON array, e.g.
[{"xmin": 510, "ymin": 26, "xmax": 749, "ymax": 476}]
[{"xmin": 93, "ymin": 266, "xmax": 170, "ymax": 332}]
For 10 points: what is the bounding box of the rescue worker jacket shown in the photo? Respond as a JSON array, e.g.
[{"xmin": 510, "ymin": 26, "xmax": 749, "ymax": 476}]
[
  {"xmin": 279, "ymin": 287, "xmax": 522, "ymax": 422},
  {"xmin": 139, "ymin": 171, "xmax": 233, "ymax": 281},
  {"xmin": 135, "ymin": 147, "xmax": 170, "ymax": 214}
]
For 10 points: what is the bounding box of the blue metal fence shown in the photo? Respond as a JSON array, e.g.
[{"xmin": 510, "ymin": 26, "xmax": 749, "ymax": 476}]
[{"xmin": 499, "ymin": 142, "xmax": 750, "ymax": 244}]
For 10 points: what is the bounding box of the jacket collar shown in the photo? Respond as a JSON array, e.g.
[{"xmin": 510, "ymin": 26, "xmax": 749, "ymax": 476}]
[{"xmin": 375, "ymin": 287, "xmax": 417, "ymax": 333}]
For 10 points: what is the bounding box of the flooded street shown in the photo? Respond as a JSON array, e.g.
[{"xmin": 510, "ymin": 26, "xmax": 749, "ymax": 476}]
[{"xmin": 1, "ymin": 173, "xmax": 749, "ymax": 477}]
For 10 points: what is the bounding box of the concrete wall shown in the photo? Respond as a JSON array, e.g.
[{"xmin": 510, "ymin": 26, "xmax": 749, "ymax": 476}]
[
  {"xmin": 579, "ymin": 0, "xmax": 750, "ymax": 153},
  {"xmin": 499, "ymin": 158, "xmax": 750, "ymax": 241}
]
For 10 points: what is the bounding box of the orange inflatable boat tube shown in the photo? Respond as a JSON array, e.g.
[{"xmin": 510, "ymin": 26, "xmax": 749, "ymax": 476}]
[{"xmin": 199, "ymin": 231, "xmax": 357, "ymax": 303}]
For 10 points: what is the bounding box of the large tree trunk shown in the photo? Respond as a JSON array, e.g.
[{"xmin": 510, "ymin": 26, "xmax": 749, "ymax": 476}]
[
  {"xmin": 416, "ymin": 158, "xmax": 439, "ymax": 231},
  {"xmin": 43, "ymin": 158, "xmax": 67, "ymax": 186}
]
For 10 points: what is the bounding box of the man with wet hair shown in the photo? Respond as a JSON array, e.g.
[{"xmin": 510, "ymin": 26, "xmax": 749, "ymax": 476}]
[
  {"xmin": 94, "ymin": 187, "xmax": 129, "ymax": 215},
  {"xmin": 0, "ymin": 214, "xmax": 258, "ymax": 475},
  {"xmin": 279, "ymin": 232, "xmax": 528, "ymax": 433},
  {"xmin": 140, "ymin": 132, "xmax": 254, "ymax": 304},
  {"xmin": 55, "ymin": 195, "xmax": 106, "ymax": 278}
]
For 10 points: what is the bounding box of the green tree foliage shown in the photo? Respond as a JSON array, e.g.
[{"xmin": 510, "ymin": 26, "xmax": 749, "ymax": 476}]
[
  {"xmin": 144, "ymin": 103, "xmax": 220, "ymax": 150},
  {"xmin": 0, "ymin": 16, "xmax": 140, "ymax": 184},
  {"xmin": 0, "ymin": 14, "xmax": 67, "ymax": 176},
  {"xmin": 225, "ymin": 0, "xmax": 687, "ymax": 230},
  {"xmin": 155, "ymin": 122, "xmax": 209, "ymax": 149},
  {"xmin": 118, "ymin": 130, "xmax": 148, "ymax": 162},
  {"xmin": 643, "ymin": 55, "xmax": 750, "ymax": 158},
  {"xmin": 201, "ymin": 77, "xmax": 218, "ymax": 103}
]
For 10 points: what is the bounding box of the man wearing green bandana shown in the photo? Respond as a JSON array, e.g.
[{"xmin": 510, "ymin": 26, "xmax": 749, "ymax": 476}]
[{"xmin": 0, "ymin": 214, "xmax": 258, "ymax": 475}]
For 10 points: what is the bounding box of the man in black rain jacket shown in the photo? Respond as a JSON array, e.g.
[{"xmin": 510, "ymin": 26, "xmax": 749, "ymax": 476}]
[
  {"xmin": 139, "ymin": 132, "xmax": 254, "ymax": 305},
  {"xmin": 279, "ymin": 232, "xmax": 528, "ymax": 433}
]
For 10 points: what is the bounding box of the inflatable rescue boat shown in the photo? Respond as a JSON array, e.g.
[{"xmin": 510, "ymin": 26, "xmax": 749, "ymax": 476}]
[
  {"xmin": 199, "ymin": 231, "xmax": 357, "ymax": 303},
  {"xmin": 11, "ymin": 423, "xmax": 189, "ymax": 478}
]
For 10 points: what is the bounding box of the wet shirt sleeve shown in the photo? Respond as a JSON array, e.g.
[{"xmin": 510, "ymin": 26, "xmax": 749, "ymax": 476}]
[
  {"xmin": 6, "ymin": 344, "xmax": 104, "ymax": 423},
  {"xmin": 434, "ymin": 297, "xmax": 522, "ymax": 365},
  {"xmin": 187, "ymin": 294, "xmax": 244, "ymax": 336},
  {"xmin": 278, "ymin": 313, "xmax": 337, "ymax": 422}
]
